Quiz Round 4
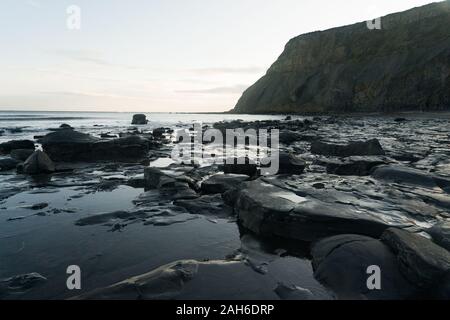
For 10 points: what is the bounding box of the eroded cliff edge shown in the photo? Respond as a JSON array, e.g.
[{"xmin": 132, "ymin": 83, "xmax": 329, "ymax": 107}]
[{"xmin": 233, "ymin": 1, "xmax": 450, "ymax": 114}]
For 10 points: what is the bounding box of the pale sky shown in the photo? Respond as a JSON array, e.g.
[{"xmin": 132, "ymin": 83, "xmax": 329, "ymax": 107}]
[{"xmin": 0, "ymin": 0, "xmax": 439, "ymax": 112}]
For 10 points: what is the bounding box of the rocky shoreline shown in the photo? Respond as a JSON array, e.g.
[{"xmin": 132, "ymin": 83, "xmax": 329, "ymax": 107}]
[{"xmin": 0, "ymin": 114, "xmax": 449, "ymax": 300}]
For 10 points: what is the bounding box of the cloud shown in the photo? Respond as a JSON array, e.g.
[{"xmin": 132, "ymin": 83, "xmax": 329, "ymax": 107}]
[
  {"xmin": 48, "ymin": 49, "xmax": 138, "ymax": 69},
  {"xmin": 176, "ymin": 84, "xmax": 248, "ymax": 94},
  {"xmin": 190, "ymin": 67, "xmax": 264, "ymax": 75},
  {"xmin": 39, "ymin": 90, "xmax": 140, "ymax": 100}
]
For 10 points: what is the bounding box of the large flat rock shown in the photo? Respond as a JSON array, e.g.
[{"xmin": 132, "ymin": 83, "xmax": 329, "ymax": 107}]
[{"xmin": 235, "ymin": 179, "xmax": 390, "ymax": 241}]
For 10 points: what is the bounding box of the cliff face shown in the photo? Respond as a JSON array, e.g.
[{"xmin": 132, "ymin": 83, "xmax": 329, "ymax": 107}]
[{"xmin": 233, "ymin": 1, "xmax": 450, "ymax": 114}]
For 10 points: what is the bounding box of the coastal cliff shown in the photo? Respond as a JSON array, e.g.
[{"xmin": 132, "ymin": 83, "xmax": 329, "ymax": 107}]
[{"xmin": 233, "ymin": 1, "xmax": 450, "ymax": 114}]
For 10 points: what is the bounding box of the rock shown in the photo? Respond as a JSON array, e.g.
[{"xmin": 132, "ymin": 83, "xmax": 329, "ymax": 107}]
[
  {"xmin": 152, "ymin": 127, "xmax": 167, "ymax": 138},
  {"xmin": 42, "ymin": 130, "xmax": 149, "ymax": 162},
  {"xmin": 100, "ymin": 133, "xmax": 117, "ymax": 138},
  {"xmin": 232, "ymin": 2, "xmax": 450, "ymax": 114},
  {"xmin": 201, "ymin": 174, "xmax": 249, "ymax": 194},
  {"xmin": 0, "ymin": 158, "xmax": 20, "ymax": 171},
  {"xmin": 59, "ymin": 123, "xmax": 73, "ymax": 129},
  {"xmin": 372, "ymin": 165, "xmax": 450, "ymax": 190},
  {"xmin": 131, "ymin": 114, "xmax": 148, "ymax": 125},
  {"xmin": 381, "ymin": 228, "xmax": 450, "ymax": 289},
  {"xmin": 394, "ymin": 118, "xmax": 408, "ymax": 123},
  {"xmin": 222, "ymin": 157, "xmax": 258, "ymax": 177},
  {"xmin": 0, "ymin": 140, "xmax": 35, "ymax": 154},
  {"xmin": 144, "ymin": 167, "xmax": 177, "ymax": 189},
  {"xmin": 326, "ymin": 156, "xmax": 386, "ymax": 176},
  {"xmin": 10, "ymin": 149, "xmax": 35, "ymax": 161},
  {"xmin": 277, "ymin": 152, "xmax": 306, "ymax": 175},
  {"xmin": 22, "ymin": 150, "xmax": 55, "ymax": 175},
  {"xmin": 175, "ymin": 194, "xmax": 233, "ymax": 217},
  {"xmin": 311, "ymin": 139, "xmax": 385, "ymax": 157},
  {"xmin": 279, "ymin": 130, "xmax": 303, "ymax": 144},
  {"xmin": 428, "ymin": 222, "xmax": 450, "ymax": 251},
  {"xmin": 235, "ymin": 179, "xmax": 389, "ymax": 241},
  {"xmin": 274, "ymin": 283, "xmax": 316, "ymax": 300},
  {"xmin": 284, "ymin": 116, "xmax": 292, "ymax": 121},
  {"xmin": 93, "ymin": 136, "xmax": 150, "ymax": 162},
  {"xmin": 0, "ymin": 273, "xmax": 47, "ymax": 299},
  {"xmin": 72, "ymin": 260, "xmax": 200, "ymax": 300},
  {"xmin": 311, "ymin": 234, "xmax": 418, "ymax": 299}
]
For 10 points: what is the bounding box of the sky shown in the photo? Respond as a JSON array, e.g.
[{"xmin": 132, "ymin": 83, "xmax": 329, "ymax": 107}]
[{"xmin": 0, "ymin": 0, "xmax": 439, "ymax": 112}]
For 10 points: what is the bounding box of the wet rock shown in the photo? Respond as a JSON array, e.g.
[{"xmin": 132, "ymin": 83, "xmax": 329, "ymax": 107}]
[
  {"xmin": 60, "ymin": 123, "xmax": 73, "ymax": 129},
  {"xmin": 311, "ymin": 139, "xmax": 385, "ymax": 157},
  {"xmin": 235, "ymin": 179, "xmax": 389, "ymax": 242},
  {"xmin": 372, "ymin": 165, "xmax": 450, "ymax": 190},
  {"xmin": 0, "ymin": 140, "xmax": 35, "ymax": 154},
  {"xmin": 175, "ymin": 194, "xmax": 233, "ymax": 217},
  {"xmin": 42, "ymin": 130, "xmax": 149, "ymax": 162},
  {"xmin": 144, "ymin": 167, "xmax": 177, "ymax": 189},
  {"xmin": 277, "ymin": 152, "xmax": 306, "ymax": 175},
  {"xmin": 10, "ymin": 149, "xmax": 35, "ymax": 161},
  {"xmin": 23, "ymin": 202, "xmax": 49, "ymax": 210},
  {"xmin": 42, "ymin": 129, "xmax": 99, "ymax": 161},
  {"xmin": 201, "ymin": 174, "xmax": 249, "ymax": 194},
  {"xmin": 381, "ymin": 228, "xmax": 450, "ymax": 289},
  {"xmin": 144, "ymin": 213, "xmax": 199, "ymax": 226},
  {"xmin": 311, "ymin": 234, "xmax": 418, "ymax": 299},
  {"xmin": 428, "ymin": 222, "xmax": 450, "ymax": 251},
  {"xmin": 0, "ymin": 273, "xmax": 47, "ymax": 298},
  {"xmin": 274, "ymin": 283, "xmax": 316, "ymax": 300},
  {"xmin": 285, "ymin": 116, "xmax": 292, "ymax": 121},
  {"xmin": 72, "ymin": 260, "xmax": 200, "ymax": 300},
  {"xmin": 100, "ymin": 133, "xmax": 118, "ymax": 138},
  {"xmin": 152, "ymin": 127, "xmax": 167, "ymax": 138},
  {"xmin": 279, "ymin": 131, "xmax": 303, "ymax": 144},
  {"xmin": 93, "ymin": 136, "xmax": 150, "ymax": 162},
  {"xmin": 72, "ymin": 258, "xmax": 327, "ymax": 300},
  {"xmin": 22, "ymin": 150, "xmax": 55, "ymax": 175},
  {"xmin": 131, "ymin": 114, "xmax": 148, "ymax": 125},
  {"xmin": 222, "ymin": 157, "xmax": 258, "ymax": 177},
  {"xmin": 0, "ymin": 158, "xmax": 20, "ymax": 171},
  {"xmin": 326, "ymin": 156, "xmax": 386, "ymax": 176}
]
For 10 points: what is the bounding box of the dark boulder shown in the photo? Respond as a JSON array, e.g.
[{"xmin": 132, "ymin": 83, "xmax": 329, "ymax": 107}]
[
  {"xmin": 131, "ymin": 114, "xmax": 148, "ymax": 125},
  {"xmin": 0, "ymin": 140, "xmax": 35, "ymax": 154},
  {"xmin": 42, "ymin": 130, "xmax": 149, "ymax": 162},
  {"xmin": 152, "ymin": 127, "xmax": 167, "ymax": 138},
  {"xmin": 311, "ymin": 139, "xmax": 385, "ymax": 157},
  {"xmin": 311, "ymin": 234, "xmax": 418, "ymax": 299},
  {"xmin": 22, "ymin": 150, "xmax": 55, "ymax": 175}
]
